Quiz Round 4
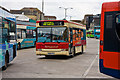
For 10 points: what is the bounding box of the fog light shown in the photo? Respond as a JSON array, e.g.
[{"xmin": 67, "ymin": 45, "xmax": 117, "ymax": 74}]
[
  {"xmin": 37, "ymin": 49, "xmax": 42, "ymax": 51},
  {"xmin": 61, "ymin": 49, "xmax": 68, "ymax": 51}
]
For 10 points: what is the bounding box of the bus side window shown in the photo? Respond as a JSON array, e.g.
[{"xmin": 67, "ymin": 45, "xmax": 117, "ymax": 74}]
[
  {"xmin": 17, "ymin": 29, "xmax": 21, "ymax": 39},
  {"xmin": 116, "ymin": 15, "xmax": 120, "ymax": 40},
  {"xmin": 33, "ymin": 30, "xmax": 36, "ymax": 38},
  {"xmin": 76, "ymin": 30, "xmax": 78, "ymax": 40},
  {"xmin": 22, "ymin": 30, "xmax": 26, "ymax": 39},
  {"xmin": 79, "ymin": 30, "xmax": 81, "ymax": 40},
  {"xmin": 26, "ymin": 29, "xmax": 33, "ymax": 38},
  {"xmin": 73, "ymin": 30, "xmax": 76, "ymax": 40}
]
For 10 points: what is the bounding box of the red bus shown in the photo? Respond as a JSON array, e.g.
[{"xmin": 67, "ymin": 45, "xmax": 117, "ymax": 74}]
[
  {"xmin": 36, "ymin": 20, "xmax": 86, "ymax": 57},
  {"xmin": 99, "ymin": 1, "xmax": 120, "ymax": 79}
]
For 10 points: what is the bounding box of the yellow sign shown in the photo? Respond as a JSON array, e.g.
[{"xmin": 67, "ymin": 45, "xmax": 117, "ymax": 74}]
[{"xmin": 43, "ymin": 22, "xmax": 54, "ymax": 26}]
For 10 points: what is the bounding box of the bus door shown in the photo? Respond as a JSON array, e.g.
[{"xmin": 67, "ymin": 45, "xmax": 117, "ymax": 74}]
[
  {"xmin": 69, "ymin": 28, "xmax": 73, "ymax": 54},
  {"xmin": 100, "ymin": 11, "xmax": 120, "ymax": 78}
]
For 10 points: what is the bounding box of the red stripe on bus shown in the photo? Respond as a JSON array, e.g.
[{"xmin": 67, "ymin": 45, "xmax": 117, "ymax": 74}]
[
  {"xmin": 36, "ymin": 42, "xmax": 69, "ymax": 49},
  {"xmin": 100, "ymin": 51, "xmax": 120, "ymax": 70}
]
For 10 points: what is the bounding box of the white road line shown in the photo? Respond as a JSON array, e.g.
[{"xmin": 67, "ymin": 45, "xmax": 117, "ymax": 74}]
[{"xmin": 82, "ymin": 55, "xmax": 98, "ymax": 78}]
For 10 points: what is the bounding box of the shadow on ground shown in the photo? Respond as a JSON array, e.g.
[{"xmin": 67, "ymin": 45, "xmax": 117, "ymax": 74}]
[{"xmin": 38, "ymin": 52, "xmax": 84, "ymax": 60}]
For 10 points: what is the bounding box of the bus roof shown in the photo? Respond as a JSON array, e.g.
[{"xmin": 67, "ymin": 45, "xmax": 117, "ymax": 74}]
[
  {"xmin": 17, "ymin": 25, "xmax": 36, "ymax": 30},
  {"xmin": 94, "ymin": 26, "xmax": 100, "ymax": 27},
  {"xmin": 36, "ymin": 20, "xmax": 86, "ymax": 30},
  {"xmin": 0, "ymin": 8, "xmax": 16, "ymax": 22},
  {"xmin": 27, "ymin": 26, "xmax": 36, "ymax": 30},
  {"xmin": 102, "ymin": 1, "xmax": 120, "ymax": 12}
]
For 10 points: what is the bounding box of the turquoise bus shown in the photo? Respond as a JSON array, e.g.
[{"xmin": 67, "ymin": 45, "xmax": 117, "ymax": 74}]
[
  {"xmin": 0, "ymin": 8, "xmax": 17, "ymax": 70},
  {"xmin": 17, "ymin": 25, "xmax": 36, "ymax": 49},
  {"xmin": 94, "ymin": 26, "xmax": 100, "ymax": 39}
]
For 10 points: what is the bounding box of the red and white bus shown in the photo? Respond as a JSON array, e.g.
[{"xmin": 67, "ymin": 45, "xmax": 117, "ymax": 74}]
[
  {"xmin": 36, "ymin": 20, "xmax": 86, "ymax": 57},
  {"xmin": 99, "ymin": 1, "xmax": 120, "ymax": 79}
]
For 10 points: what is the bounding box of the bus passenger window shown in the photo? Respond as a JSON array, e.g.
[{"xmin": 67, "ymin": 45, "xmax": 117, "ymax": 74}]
[
  {"xmin": 26, "ymin": 30, "xmax": 33, "ymax": 38},
  {"xmin": 17, "ymin": 29, "xmax": 21, "ymax": 39},
  {"xmin": 22, "ymin": 30, "xmax": 26, "ymax": 39},
  {"xmin": 73, "ymin": 30, "xmax": 76, "ymax": 40},
  {"xmin": 33, "ymin": 30, "xmax": 36, "ymax": 38},
  {"xmin": 78, "ymin": 30, "xmax": 81, "ymax": 40},
  {"xmin": 116, "ymin": 15, "xmax": 120, "ymax": 40}
]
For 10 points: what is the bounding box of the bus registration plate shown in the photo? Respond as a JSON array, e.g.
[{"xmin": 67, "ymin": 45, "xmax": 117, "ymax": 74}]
[{"xmin": 48, "ymin": 53, "xmax": 55, "ymax": 55}]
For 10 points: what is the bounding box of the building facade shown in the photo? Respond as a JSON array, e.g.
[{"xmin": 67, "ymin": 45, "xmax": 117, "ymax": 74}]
[
  {"xmin": 44, "ymin": 16, "xmax": 56, "ymax": 20},
  {"xmin": 10, "ymin": 7, "xmax": 44, "ymax": 21},
  {"xmin": 83, "ymin": 14, "xmax": 101, "ymax": 30},
  {"xmin": 90, "ymin": 14, "xmax": 101, "ymax": 30}
]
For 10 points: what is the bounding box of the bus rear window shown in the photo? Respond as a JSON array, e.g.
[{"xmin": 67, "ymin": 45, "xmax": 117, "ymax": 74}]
[
  {"xmin": 106, "ymin": 15, "xmax": 113, "ymax": 29},
  {"xmin": 116, "ymin": 15, "xmax": 120, "ymax": 40}
]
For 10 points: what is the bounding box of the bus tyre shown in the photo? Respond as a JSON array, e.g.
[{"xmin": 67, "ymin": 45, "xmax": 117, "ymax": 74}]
[
  {"xmin": 70, "ymin": 47, "xmax": 75, "ymax": 58},
  {"xmin": 34, "ymin": 42, "xmax": 36, "ymax": 47},
  {"xmin": 17, "ymin": 43, "xmax": 21, "ymax": 50},
  {"xmin": 45, "ymin": 55, "xmax": 51, "ymax": 58},
  {"xmin": 2, "ymin": 53, "xmax": 9, "ymax": 70},
  {"xmin": 81, "ymin": 45, "xmax": 84, "ymax": 54},
  {"xmin": 73, "ymin": 46, "xmax": 76, "ymax": 56}
]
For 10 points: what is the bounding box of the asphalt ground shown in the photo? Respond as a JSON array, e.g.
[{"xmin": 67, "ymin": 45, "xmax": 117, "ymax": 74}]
[{"xmin": 2, "ymin": 38, "xmax": 115, "ymax": 79}]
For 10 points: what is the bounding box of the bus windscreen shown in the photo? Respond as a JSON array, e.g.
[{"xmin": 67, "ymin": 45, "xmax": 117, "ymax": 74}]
[{"xmin": 37, "ymin": 27, "xmax": 68, "ymax": 42}]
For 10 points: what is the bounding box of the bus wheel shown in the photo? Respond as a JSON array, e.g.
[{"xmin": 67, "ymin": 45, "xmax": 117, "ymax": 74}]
[
  {"xmin": 17, "ymin": 43, "xmax": 21, "ymax": 50},
  {"xmin": 45, "ymin": 55, "xmax": 51, "ymax": 58},
  {"xmin": 34, "ymin": 42, "xmax": 36, "ymax": 47},
  {"xmin": 81, "ymin": 45, "xmax": 84, "ymax": 54},
  {"xmin": 73, "ymin": 46, "xmax": 76, "ymax": 56},
  {"xmin": 2, "ymin": 52, "xmax": 9, "ymax": 70},
  {"xmin": 69, "ymin": 47, "xmax": 75, "ymax": 57}
]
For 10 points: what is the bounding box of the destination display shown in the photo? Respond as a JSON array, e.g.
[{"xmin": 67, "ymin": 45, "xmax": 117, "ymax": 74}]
[{"xmin": 39, "ymin": 21, "xmax": 64, "ymax": 26}]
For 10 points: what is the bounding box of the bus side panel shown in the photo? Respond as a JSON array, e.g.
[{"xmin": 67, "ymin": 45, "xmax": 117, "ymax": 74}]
[
  {"xmin": 0, "ymin": 44, "xmax": 5, "ymax": 68},
  {"xmin": 100, "ymin": 2, "xmax": 120, "ymax": 79},
  {"xmin": 74, "ymin": 29, "xmax": 86, "ymax": 53},
  {"xmin": 0, "ymin": 50, "xmax": 2, "ymax": 68},
  {"xmin": 102, "ymin": 52, "xmax": 120, "ymax": 69},
  {"xmin": 8, "ymin": 44, "xmax": 14, "ymax": 62},
  {"xmin": 100, "ymin": 59, "xmax": 120, "ymax": 79},
  {"xmin": 21, "ymin": 38, "xmax": 36, "ymax": 48},
  {"xmin": 0, "ymin": 43, "xmax": 13, "ymax": 68}
]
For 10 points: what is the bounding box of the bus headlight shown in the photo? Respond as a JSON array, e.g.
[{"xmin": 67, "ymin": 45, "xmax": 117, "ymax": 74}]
[
  {"xmin": 61, "ymin": 49, "xmax": 68, "ymax": 51},
  {"xmin": 37, "ymin": 49, "xmax": 42, "ymax": 51}
]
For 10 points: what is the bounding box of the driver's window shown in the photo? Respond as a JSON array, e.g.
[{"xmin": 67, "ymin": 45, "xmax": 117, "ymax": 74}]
[{"xmin": 116, "ymin": 15, "xmax": 120, "ymax": 39}]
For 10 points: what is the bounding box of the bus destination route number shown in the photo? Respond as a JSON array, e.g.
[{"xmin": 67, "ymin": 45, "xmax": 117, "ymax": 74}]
[{"xmin": 39, "ymin": 21, "xmax": 64, "ymax": 26}]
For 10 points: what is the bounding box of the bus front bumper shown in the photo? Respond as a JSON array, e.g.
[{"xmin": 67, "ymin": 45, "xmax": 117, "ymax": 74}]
[{"xmin": 36, "ymin": 50, "xmax": 69, "ymax": 56}]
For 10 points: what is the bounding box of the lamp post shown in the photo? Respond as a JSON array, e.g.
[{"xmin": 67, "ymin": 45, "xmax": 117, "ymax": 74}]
[
  {"xmin": 59, "ymin": 7, "xmax": 73, "ymax": 20},
  {"xmin": 40, "ymin": 0, "xmax": 44, "ymax": 20}
]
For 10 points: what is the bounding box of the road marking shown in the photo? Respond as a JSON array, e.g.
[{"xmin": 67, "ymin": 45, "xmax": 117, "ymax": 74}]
[{"xmin": 82, "ymin": 55, "xmax": 98, "ymax": 78}]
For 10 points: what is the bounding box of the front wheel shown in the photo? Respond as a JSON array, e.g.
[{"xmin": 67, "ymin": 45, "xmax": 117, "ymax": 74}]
[
  {"xmin": 17, "ymin": 43, "xmax": 21, "ymax": 50},
  {"xmin": 2, "ymin": 54, "xmax": 9, "ymax": 70},
  {"xmin": 81, "ymin": 45, "xmax": 84, "ymax": 54},
  {"xmin": 45, "ymin": 55, "xmax": 51, "ymax": 58},
  {"xmin": 69, "ymin": 47, "xmax": 75, "ymax": 58}
]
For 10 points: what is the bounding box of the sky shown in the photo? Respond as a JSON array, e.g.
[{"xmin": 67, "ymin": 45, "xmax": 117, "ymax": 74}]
[{"xmin": 0, "ymin": 0, "xmax": 120, "ymax": 20}]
